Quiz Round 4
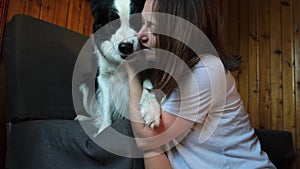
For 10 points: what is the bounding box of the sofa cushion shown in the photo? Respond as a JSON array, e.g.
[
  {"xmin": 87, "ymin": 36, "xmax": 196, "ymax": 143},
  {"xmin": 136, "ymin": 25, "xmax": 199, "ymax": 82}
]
[
  {"xmin": 6, "ymin": 118, "xmax": 144, "ymax": 169},
  {"xmin": 3, "ymin": 14, "xmax": 88, "ymax": 121}
]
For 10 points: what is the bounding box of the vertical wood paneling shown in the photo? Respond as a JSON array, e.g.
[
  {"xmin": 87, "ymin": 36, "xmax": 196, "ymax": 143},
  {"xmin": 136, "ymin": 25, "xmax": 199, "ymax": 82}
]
[
  {"xmin": 281, "ymin": 0, "xmax": 296, "ymax": 144},
  {"xmin": 78, "ymin": 0, "xmax": 86, "ymax": 34},
  {"xmin": 67, "ymin": 0, "xmax": 82, "ymax": 32},
  {"xmin": 238, "ymin": 0, "xmax": 249, "ymax": 111},
  {"xmin": 228, "ymin": 0, "xmax": 240, "ymax": 81},
  {"xmin": 5, "ymin": 0, "xmax": 92, "ymax": 36},
  {"xmin": 228, "ymin": 0, "xmax": 240, "ymax": 57},
  {"xmin": 0, "ymin": 0, "xmax": 8, "ymax": 55},
  {"xmin": 294, "ymin": 0, "xmax": 300, "ymax": 158},
  {"xmin": 6, "ymin": 0, "xmax": 25, "ymax": 22},
  {"xmin": 219, "ymin": 0, "xmax": 230, "ymax": 53},
  {"xmin": 248, "ymin": 0, "xmax": 259, "ymax": 127},
  {"xmin": 83, "ymin": 3, "xmax": 93, "ymax": 36},
  {"xmin": 24, "ymin": 0, "xmax": 42, "ymax": 18},
  {"xmin": 219, "ymin": 0, "xmax": 240, "ymax": 81},
  {"xmin": 258, "ymin": 0, "xmax": 271, "ymax": 129},
  {"xmin": 222, "ymin": 0, "xmax": 299, "ymax": 162},
  {"xmin": 40, "ymin": 0, "xmax": 56, "ymax": 23},
  {"xmin": 77, "ymin": 0, "xmax": 93, "ymax": 35},
  {"xmin": 270, "ymin": 0, "xmax": 283, "ymax": 130},
  {"xmin": 53, "ymin": 0, "xmax": 70, "ymax": 27}
]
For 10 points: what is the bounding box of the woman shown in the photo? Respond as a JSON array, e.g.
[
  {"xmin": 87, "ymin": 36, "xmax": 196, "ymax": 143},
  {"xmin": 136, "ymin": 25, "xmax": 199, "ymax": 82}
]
[{"xmin": 125, "ymin": 0, "xmax": 276, "ymax": 168}]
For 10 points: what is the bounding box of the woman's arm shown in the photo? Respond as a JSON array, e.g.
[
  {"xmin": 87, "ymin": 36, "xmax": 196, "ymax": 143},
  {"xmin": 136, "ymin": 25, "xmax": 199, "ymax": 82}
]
[
  {"xmin": 125, "ymin": 64, "xmax": 193, "ymax": 150},
  {"xmin": 144, "ymin": 153, "xmax": 172, "ymax": 169}
]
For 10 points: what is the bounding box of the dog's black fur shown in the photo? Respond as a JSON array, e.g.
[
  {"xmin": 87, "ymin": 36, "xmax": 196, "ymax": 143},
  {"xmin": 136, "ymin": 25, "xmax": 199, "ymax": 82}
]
[{"xmin": 90, "ymin": 0, "xmax": 146, "ymax": 33}]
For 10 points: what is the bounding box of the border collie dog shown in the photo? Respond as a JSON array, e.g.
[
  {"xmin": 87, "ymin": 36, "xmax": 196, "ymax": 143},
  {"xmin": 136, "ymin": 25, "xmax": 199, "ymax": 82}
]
[{"xmin": 76, "ymin": 0, "xmax": 160, "ymax": 137}]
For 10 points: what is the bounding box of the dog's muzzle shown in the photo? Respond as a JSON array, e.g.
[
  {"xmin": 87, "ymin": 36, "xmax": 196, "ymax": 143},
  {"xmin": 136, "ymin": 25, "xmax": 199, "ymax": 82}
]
[{"xmin": 118, "ymin": 42, "xmax": 134, "ymax": 58}]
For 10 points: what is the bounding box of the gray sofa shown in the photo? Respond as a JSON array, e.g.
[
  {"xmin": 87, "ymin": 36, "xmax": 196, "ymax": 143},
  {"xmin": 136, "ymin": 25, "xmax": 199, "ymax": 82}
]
[{"xmin": 3, "ymin": 14, "xmax": 144, "ymax": 169}]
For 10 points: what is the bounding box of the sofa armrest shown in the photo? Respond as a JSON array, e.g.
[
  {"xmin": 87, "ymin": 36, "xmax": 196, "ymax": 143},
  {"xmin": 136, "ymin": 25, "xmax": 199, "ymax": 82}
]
[
  {"xmin": 3, "ymin": 14, "xmax": 88, "ymax": 122},
  {"xmin": 255, "ymin": 128, "xmax": 296, "ymax": 169}
]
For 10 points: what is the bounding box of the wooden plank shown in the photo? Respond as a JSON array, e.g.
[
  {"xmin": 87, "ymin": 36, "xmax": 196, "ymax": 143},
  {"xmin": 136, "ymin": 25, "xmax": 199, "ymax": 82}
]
[
  {"xmin": 81, "ymin": 0, "xmax": 93, "ymax": 36},
  {"xmin": 229, "ymin": 0, "xmax": 240, "ymax": 56},
  {"xmin": 0, "ymin": 0, "xmax": 8, "ymax": 56},
  {"xmin": 40, "ymin": 0, "xmax": 57, "ymax": 23},
  {"xmin": 219, "ymin": 0, "xmax": 230, "ymax": 52},
  {"xmin": 248, "ymin": 0, "xmax": 259, "ymax": 127},
  {"xmin": 67, "ymin": 0, "xmax": 82, "ymax": 33},
  {"xmin": 270, "ymin": 0, "xmax": 283, "ymax": 130},
  {"xmin": 294, "ymin": 0, "xmax": 300, "ymax": 158},
  {"xmin": 6, "ymin": 0, "xmax": 25, "ymax": 22},
  {"xmin": 53, "ymin": 0, "xmax": 69, "ymax": 28},
  {"xmin": 281, "ymin": 0, "xmax": 296, "ymax": 145},
  {"xmin": 80, "ymin": 0, "xmax": 94, "ymax": 36},
  {"xmin": 24, "ymin": 0, "xmax": 42, "ymax": 19},
  {"xmin": 78, "ymin": 0, "xmax": 86, "ymax": 34},
  {"xmin": 238, "ymin": 0, "xmax": 249, "ymax": 112},
  {"xmin": 258, "ymin": 0, "xmax": 271, "ymax": 129},
  {"xmin": 228, "ymin": 0, "xmax": 240, "ymax": 81}
]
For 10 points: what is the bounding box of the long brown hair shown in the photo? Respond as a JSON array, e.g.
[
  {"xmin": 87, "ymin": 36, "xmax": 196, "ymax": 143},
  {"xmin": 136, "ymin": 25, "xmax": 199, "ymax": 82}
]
[{"xmin": 150, "ymin": 0, "xmax": 241, "ymax": 97}]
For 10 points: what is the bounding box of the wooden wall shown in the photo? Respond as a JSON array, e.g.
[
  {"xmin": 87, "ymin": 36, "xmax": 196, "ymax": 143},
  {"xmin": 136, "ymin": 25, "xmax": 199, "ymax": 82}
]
[
  {"xmin": 0, "ymin": 0, "xmax": 299, "ymax": 168},
  {"xmin": 6, "ymin": 0, "xmax": 93, "ymax": 36},
  {"xmin": 220, "ymin": 0, "xmax": 299, "ymax": 167}
]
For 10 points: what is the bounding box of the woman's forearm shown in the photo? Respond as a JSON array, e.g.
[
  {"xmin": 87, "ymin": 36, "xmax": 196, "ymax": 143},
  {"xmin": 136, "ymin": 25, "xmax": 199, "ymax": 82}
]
[
  {"xmin": 127, "ymin": 72, "xmax": 147, "ymax": 129},
  {"xmin": 126, "ymin": 66, "xmax": 164, "ymax": 149},
  {"xmin": 126, "ymin": 66, "xmax": 150, "ymax": 136},
  {"xmin": 144, "ymin": 153, "xmax": 172, "ymax": 169},
  {"xmin": 126, "ymin": 65, "xmax": 192, "ymax": 150}
]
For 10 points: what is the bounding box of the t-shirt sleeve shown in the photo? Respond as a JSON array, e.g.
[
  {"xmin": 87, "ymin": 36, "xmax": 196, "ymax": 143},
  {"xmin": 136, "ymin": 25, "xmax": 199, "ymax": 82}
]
[{"xmin": 161, "ymin": 62, "xmax": 212, "ymax": 123}]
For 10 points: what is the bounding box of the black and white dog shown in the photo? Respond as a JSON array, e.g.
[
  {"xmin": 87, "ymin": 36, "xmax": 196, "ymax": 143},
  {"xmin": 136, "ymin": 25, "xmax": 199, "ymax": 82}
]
[{"xmin": 76, "ymin": 0, "xmax": 160, "ymax": 137}]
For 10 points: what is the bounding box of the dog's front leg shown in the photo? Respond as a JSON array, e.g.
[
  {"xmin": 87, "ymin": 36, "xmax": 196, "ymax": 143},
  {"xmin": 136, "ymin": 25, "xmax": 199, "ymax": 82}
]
[
  {"xmin": 139, "ymin": 79, "xmax": 161, "ymax": 129},
  {"xmin": 75, "ymin": 84, "xmax": 94, "ymax": 121},
  {"xmin": 96, "ymin": 75, "xmax": 113, "ymax": 133}
]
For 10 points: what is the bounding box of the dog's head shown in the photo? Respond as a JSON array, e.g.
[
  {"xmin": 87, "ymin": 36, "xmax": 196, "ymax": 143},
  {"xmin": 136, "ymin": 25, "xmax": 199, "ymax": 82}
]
[{"xmin": 91, "ymin": 0, "xmax": 146, "ymax": 63}]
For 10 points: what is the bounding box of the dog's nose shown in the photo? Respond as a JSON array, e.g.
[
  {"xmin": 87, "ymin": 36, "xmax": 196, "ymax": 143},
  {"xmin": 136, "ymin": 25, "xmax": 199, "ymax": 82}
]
[{"xmin": 118, "ymin": 42, "xmax": 134, "ymax": 56}]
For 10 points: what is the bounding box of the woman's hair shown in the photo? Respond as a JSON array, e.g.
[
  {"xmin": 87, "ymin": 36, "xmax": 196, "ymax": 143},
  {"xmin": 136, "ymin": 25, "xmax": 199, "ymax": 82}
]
[{"xmin": 150, "ymin": 0, "xmax": 241, "ymax": 96}]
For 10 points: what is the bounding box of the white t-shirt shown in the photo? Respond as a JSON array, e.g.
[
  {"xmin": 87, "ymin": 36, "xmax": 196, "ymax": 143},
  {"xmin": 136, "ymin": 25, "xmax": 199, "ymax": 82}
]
[{"xmin": 161, "ymin": 55, "xmax": 276, "ymax": 169}]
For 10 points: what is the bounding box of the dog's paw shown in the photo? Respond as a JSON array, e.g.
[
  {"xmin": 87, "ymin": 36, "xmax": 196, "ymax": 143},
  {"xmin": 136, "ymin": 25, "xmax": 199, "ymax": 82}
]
[
  {"xmin": 93, "ymin": 121, "xmax": 110, "ymax": 138},
  {"xmin": 74, "ymin": 115, "xmax": 91, "ymax": 121},
  {"xmin": 79, "ymin": 83, "xmax": 89, "ymax": 96},
  {"xmin": 140, "ymin": 80, "xmax": 161, "ymax": 129}
]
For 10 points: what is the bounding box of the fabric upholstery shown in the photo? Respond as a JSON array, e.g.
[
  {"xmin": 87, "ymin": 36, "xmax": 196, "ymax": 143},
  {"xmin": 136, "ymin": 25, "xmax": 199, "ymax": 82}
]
[
  {"xmin": 255, "ymin": 128, "xmax": 295, "ymax": 169},
  {"xmin": 3, "ymin": 14, "xmax": 87, "ymax": 121},
  {"xmin": 3, "ymin": 14, "xmax": 144, "ymax": 169},
  {"xmin": 6, "ymin": 119, "xmax": 144, "ymax": 169}
]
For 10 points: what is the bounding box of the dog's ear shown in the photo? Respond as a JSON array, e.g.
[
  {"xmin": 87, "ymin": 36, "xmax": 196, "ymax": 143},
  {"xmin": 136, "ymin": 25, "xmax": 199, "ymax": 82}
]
[
  {"xmin": 93, "ymin": 23, "xmax": 103, "ymax": 33},
  {"xmin": 92, "ymin": 9, "xmax": 105, "ymax": 32},
  {"xmin": 90, "ymin": 0, "xmax": 111, "ymax": 32}
]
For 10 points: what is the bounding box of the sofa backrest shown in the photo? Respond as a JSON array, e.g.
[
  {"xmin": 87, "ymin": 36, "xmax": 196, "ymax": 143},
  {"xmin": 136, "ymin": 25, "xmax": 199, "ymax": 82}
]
[{"xmin": 3, "ymin": 14, "xmax": 88, "ymax": 122}]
